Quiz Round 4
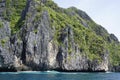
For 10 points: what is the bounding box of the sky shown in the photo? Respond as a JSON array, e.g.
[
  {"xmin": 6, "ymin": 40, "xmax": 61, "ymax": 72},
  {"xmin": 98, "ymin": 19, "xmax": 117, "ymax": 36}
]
[{"xmin": 53, "ymin": 0, "xmax": 120, "ymax": 41}]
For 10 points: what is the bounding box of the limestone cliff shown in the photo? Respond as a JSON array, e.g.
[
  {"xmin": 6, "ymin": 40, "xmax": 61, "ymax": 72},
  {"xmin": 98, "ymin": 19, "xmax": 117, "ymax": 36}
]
[{"xmin": 0, "ymin": 0, "xmax": 120, "ymax": 72}]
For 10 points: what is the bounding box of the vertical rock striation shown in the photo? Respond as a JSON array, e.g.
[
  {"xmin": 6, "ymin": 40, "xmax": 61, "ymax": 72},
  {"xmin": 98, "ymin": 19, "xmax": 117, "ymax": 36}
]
[{"xmin": 0, "ymin": 0, "xmax": 119, "ymax": 72}]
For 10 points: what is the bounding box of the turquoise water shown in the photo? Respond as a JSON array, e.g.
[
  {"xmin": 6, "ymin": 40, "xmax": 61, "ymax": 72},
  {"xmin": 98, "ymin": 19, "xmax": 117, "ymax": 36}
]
[{"xmin": 0, "ymin": 71, "xmax": 119, "ymax": 80}]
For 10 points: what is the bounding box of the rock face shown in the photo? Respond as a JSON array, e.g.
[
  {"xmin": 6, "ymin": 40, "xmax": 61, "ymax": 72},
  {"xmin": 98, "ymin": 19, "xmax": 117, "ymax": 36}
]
[
  {"xmin": 0, "ymin": 19, "xmax": 15, "ymax": 71},
  {"xmin": 0, "ymin": 0, "xmax": 120, "ymax": 72}
]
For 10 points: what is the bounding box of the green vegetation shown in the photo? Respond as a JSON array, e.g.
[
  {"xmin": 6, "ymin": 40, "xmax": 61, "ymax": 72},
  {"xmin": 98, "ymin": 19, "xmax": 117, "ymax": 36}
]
[
  {"xmin": 0, "ymin": 21, "xmax": 3, "ymax": 28},
  {"xmin": 34, "ymin": 29, "xmax": 38, "ymax": 34},
  {"xmin": 109, "ymin": 42, "xmax": 120, "ymax": 66},
  {"xmin": 1, "ymin": 39, "xmax": 5, "ymax": 47},
  {"xmin": 0, "ymin": 38, "xmax": 8, "ymax": 47},
  {"xmin": 4, "ymin": 0, "xmax": 26, "ymax": 34},
  {"xmin": 2, "ymin": 0, "xmax": 120, "ymax": 65},
  {"xmin": 43, "ymin": 0, "xmax": 120, "ymax": 64}
]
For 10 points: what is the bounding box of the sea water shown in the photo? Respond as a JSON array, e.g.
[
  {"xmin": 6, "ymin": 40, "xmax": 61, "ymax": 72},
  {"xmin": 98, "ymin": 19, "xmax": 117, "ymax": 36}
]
[{"xmin": 0, "ymin": 71, "xmax": 119, "ymax": 80}]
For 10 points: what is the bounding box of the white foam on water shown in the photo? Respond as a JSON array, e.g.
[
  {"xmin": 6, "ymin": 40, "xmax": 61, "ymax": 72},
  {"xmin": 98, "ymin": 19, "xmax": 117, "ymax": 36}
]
[
  {"xmin": 0, "ymin": 71, "xmax": 113, "ymax": 75},
  {"xmin": 105, "ymin": 71, "xmax": 112, "ymax": 73},
  {"xmin": 46, "ymin": 70, "xmax": 60, "ymax": 73}
]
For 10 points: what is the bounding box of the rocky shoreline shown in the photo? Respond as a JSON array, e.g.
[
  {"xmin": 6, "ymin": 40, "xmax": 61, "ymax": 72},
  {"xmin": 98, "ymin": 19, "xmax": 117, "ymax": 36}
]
[{"xmin": 0, "ymin": 0, "xmax": 120, "ymax": 72}]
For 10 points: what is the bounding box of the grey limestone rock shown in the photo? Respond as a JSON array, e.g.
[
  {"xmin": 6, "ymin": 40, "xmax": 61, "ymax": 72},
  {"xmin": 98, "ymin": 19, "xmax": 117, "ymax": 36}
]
[{"xmin": 0, "ymin": 0, "xmax": 117, "ymax": 72}]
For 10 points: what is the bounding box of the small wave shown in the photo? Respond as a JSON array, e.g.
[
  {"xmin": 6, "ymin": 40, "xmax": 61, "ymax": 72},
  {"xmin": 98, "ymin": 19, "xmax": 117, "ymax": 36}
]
[
  {"xmin": 17, "ymin": 71, "xmax": 40, "ymax": 74},
  {"xmin": 61, "ymin": 72, "xmax": 78, "ymax": 74},
  {"xmin": 46, "ymin": 71, "xmax": 59, "ymax": 73},
  {"xmin": 1, "ymin": 71, "xmax": 109, "ymax": 75},
  {"xmin": 13, "ymin": 71, "xmax": 60, "ymax": 74},
  {"xmin": 0, "ymin": 72, "xmax": 19, "ymax": 74},
  {"xmin": 105, "ymin": 71, "xmax": 112, "ymax": 73},
  {"xmin": 0, "ymin": 71, "xmax": 41, "ymax": 74},
  {"xmin": 42, "ymin": 71, "xmax": 60, "ymax": 74}
]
